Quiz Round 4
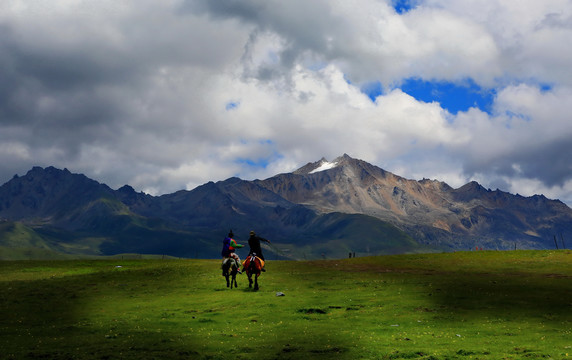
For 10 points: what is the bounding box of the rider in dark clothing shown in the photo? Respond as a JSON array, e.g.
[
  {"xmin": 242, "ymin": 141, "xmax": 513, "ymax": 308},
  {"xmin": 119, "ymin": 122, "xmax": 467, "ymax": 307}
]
[{"xmin": 246, "ymin": 230, "xmax": 270, "ymax": 271}]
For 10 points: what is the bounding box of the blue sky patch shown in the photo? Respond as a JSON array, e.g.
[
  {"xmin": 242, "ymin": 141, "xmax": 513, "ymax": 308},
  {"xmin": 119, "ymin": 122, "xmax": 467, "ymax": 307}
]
[
  {"xmin": 539, "ymin": 83, "xmax": 553, "ymax": 92},
  {"xmin": 236, "ymin": 157, "xmax": 270, "ymax": 168},
  {"xmin": 234, "ymin": 142, "xmax": 282, "ymax": 170},
  {"xmin": 225, "ymin": 101, "xmax": 240, "ymax": 111},
  {"xmin": 360, "ymin": 81, "xmax": 384, "ymax": 102},
  {"xmin": 360, "ymin": 78, "xmax": 496, "ymax": 114},
  {"xmin": 392, "ymin": 0, "xmax": 418, "ymax": 14},
  {"xmin": 398, "ymin": 78, "xmax": 496, "ymax": 114}
]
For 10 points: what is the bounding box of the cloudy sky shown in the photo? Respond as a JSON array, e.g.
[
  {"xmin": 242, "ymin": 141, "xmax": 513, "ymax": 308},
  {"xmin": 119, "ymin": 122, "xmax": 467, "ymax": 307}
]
[{"xmin": 1, "ymin": 0, "xmax": 572, "ymax": 206}]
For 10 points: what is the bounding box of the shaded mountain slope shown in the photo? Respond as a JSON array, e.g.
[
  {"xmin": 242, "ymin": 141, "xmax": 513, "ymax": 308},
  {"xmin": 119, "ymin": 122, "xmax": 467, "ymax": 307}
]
[
  {"xmin": 1, "ymin": 155, "xmax": 571, "ymax": 259},
  {"xmin": 0, "ymin": 166, "xmax": 416, "ymax": 259}
]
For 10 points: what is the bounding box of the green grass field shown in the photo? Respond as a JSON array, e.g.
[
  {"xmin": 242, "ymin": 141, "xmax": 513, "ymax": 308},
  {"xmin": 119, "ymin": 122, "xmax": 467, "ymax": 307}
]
[{"xmin": 1, "ymin": 250, "xmax": 571, "ymax": 359}]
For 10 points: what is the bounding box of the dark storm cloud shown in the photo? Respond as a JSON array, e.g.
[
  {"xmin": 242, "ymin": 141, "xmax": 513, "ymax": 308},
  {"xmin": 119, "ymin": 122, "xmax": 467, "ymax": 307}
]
[
  {"xmin": 0, "ymin": 17, "xmax": 136, "ymax": 132},
  {"xmin": 0, "ymin": 0, "xmax": 255, "ymax": 193},
  {"xmin": 465, "ymin": 137, "xmax": 572, "ymax": 189},
  {"xmin": 0, "ymin": 10, "xmax": 138, "ymax": 186},
  {"xmin": 185, "ymin": 0, "xmax": 347, "ymax": 81},
  {"xmin": 524, "ymin": 140, "xmax": 572, "ymax": 188},
  {"xmin": 185, "ymin": 0, "xmax": 265, "ymax": 23},
  {"xmin": 0, "ymin": 42, "xmax": 126, "ymax": 153}
]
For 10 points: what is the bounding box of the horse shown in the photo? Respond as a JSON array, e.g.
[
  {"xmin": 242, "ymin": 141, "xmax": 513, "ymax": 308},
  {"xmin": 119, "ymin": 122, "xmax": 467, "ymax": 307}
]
[
  {"xmin": 222, "ymin": 257, "xmax": 239, "ymax": 289},
  {"xmin": 243, "ymin": 253, "xmax": 264, "ymax": 291}
]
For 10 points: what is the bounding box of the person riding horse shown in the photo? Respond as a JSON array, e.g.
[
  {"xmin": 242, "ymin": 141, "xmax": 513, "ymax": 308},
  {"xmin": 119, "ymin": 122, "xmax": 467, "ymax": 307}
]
[
  {"xmin": 243, "ymin": 253, "xmax": 264, "ymax": 290},
  {"xmin": 244, "ymin": 230, "xmax": 270, "ymax": 272},
  {"xmin": 222, "ymin": 257, "xmax": 240, "ymax": 288},
  {"xmin": 221, "ymin": 230, "xmax": 243, "ymax": 275}
]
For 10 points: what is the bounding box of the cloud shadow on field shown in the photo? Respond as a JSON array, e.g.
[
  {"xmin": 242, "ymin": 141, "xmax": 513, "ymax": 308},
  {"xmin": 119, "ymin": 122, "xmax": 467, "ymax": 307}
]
[
  {"xmin": 0, "ymin": 266, "xmax": 207, "ymax": 359},
  {"xmin": 423, "ymin": 272, "xmax": 572, "ymax": 322},
  {"xmin": 340, "ymin": 256, "xmax": 572, "ymax": 323}
]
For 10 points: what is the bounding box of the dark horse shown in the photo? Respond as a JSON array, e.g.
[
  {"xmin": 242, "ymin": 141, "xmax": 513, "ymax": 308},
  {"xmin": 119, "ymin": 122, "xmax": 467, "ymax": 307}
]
[
  {"xmin": 222, "ymin": 257, "xmax": 239, "ymax": 289},
  {"xmin": 243, "ymin": 254, "xmax": 263, "ymax": 291}
]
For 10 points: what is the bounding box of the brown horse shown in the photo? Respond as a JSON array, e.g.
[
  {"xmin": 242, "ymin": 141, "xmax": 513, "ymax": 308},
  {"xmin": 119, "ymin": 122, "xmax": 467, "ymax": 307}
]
[
  {"xmin": 222, "ymin": 257, "xmax": 239, "ymax": 289},
  {"xmin": 243, "ymin": 254, "xmax": 263, "ymax": 291}
]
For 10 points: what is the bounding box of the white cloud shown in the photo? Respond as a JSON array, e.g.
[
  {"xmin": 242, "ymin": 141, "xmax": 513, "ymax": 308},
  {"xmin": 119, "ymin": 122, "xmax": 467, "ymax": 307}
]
[
  {"xmin": 423, "ymin": 0, "xmax": 572, "ymax": 85},
  {"xmin": 0, "ymin": 0, "xmax": 572, "ymax": 207}
]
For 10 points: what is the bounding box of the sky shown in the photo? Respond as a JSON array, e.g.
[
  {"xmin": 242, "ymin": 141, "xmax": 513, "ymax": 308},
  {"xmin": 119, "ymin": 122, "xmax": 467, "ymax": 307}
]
[{"xmin": 1, "ymin": 0, "xmax": 572, "ymax": 206}]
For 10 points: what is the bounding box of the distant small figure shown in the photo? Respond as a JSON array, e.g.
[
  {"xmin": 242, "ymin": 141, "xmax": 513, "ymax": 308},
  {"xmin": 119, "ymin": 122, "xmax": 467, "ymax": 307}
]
[
  {"xmin": 353, "ymin": 252, "xmax": 356, "ymax": 258},
  {"xmin": 349, "ymin": 252, "xmax": 352, "ymax": 258}
]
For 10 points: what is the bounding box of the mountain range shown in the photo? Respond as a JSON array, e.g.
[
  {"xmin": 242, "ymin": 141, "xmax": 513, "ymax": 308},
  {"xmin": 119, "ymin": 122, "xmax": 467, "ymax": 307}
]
[{"xmin": 1, "ymin": 154, "xmax": 571, "ymax": 260}]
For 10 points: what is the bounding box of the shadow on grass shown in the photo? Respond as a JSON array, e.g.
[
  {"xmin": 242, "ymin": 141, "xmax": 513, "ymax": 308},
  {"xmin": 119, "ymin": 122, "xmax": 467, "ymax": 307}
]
[
  {"xmin": 426, "ymin": 273, "xmax": 572, "ymax": 321},
  {"xmin": 0, "ymin": 263, "xmax": 353, "ymax": 359},
  {"xmin": 0, "ymin": 267, "xmax": 206, "ymax": 359}
]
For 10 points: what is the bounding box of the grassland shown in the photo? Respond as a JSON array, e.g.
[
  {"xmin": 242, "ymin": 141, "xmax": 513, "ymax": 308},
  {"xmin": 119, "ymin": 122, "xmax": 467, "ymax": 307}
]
[{"xmin": 0, "ymin": 250, "xmax": 571, "ymax": 359}]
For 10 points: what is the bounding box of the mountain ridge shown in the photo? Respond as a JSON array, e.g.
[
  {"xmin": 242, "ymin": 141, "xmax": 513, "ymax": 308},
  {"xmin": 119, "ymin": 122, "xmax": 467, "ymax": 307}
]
[
  {"xmin": 258, "ymin": 155, "xmax": 572, "ymax": 250},
  {"xmin": 1, "ymin": 155, "xmax": 571, "ymax": 259}
]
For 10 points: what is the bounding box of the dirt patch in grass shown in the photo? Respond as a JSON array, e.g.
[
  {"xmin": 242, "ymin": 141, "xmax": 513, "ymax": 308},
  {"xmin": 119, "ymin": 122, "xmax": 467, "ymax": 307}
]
[
  {"xmin": 297, "ymin": 308, "xmax": 328, "ymax": 314},
  {"xmin": 309, "ymin": 346, "xmax": 346, "ymax": 354}
]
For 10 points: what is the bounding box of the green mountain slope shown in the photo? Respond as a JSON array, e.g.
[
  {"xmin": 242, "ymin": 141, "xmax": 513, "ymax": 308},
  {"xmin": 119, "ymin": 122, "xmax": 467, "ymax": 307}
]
[{"xmin": 0, "ymin": 221, "xmax": 69, "ymax": 260}]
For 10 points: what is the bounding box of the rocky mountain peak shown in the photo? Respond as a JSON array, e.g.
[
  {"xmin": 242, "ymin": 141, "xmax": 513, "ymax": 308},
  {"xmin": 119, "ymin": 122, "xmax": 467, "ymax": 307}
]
[
  {"xmin": 451, "ymin": 180, "xmax": 491, "ymax": 202},
  {"xmin": 292, "ymin": 154, "xmax": 374, "ymax": 176},
  {"xmin": 0, "ymin": 166, "xmax": 113, "ymax": 221},
  {"xmin": 293, "ymin": 157, "xmax": 337, "ymax": 175}
]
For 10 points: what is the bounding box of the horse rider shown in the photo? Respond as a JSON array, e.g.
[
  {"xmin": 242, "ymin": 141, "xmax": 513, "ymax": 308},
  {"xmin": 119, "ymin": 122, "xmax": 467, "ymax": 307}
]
[
  {"xmin": 245, "ymin": 230, "xmax": 270, "ymax": 272},
  {"xmin": 221, "ymin": 230, "xmax": 243, "ymax": 275}
]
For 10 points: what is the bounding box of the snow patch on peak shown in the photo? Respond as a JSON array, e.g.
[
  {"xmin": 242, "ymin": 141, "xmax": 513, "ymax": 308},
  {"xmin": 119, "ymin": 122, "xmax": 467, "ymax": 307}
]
[{"xmin": 310, "ymin": 160, "xmax": 338, "ymax": 174}]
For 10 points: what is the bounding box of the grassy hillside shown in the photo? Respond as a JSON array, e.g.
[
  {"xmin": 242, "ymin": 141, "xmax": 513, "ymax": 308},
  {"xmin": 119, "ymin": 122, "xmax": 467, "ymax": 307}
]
[
  {"xmin": 0, "ymin": 221, "xmax": 52, "ymax": 249},
  {"xmin": 0, "ymin": 221, "xmax": 70, "ymax": 260},
  {"xmin": 1, "ymin": 250, "xmax": 571, "ymax": 359},
  {"xmin": 0, "ymin": 221, "xmax": 108, "ymax": 260}
]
